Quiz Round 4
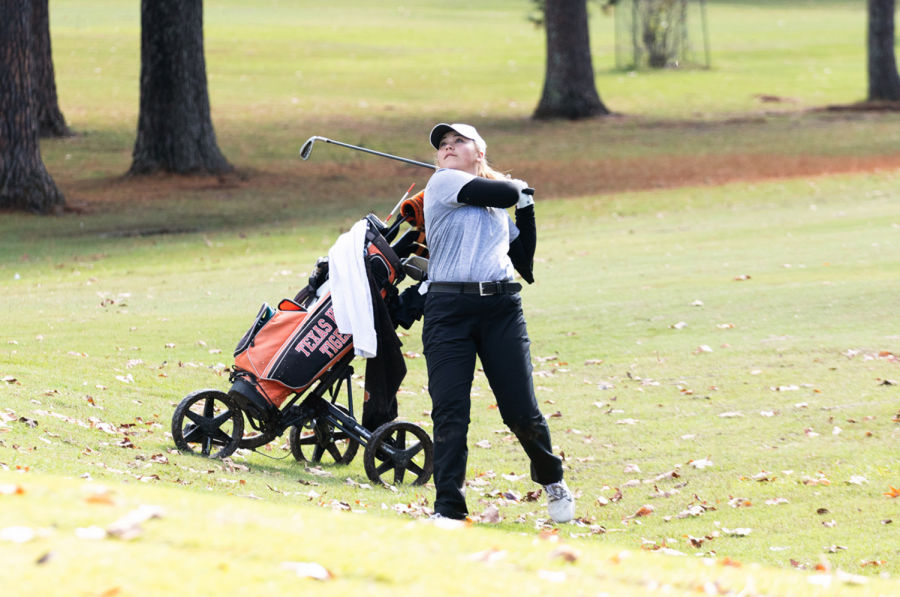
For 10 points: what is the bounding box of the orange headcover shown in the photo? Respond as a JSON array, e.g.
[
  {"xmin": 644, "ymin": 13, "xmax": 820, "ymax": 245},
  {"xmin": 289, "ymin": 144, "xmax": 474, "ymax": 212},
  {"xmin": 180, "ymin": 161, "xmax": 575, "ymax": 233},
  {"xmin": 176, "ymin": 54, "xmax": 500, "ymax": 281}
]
[{"xmin": 399, "ymin": 191, "xmax": 425, "ymax": 230}]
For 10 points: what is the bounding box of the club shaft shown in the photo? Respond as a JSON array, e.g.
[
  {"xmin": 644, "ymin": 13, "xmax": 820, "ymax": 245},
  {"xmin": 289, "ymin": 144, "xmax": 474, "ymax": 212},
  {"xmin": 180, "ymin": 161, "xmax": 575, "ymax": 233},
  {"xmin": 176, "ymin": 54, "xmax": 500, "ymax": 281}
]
[
  {"xmin": 309, "ymin": 136, "xmax": 534, "ymax": 195},
  {"xmin": 322, "ymin": 138, "xmax": 436, "ymax": 170}
]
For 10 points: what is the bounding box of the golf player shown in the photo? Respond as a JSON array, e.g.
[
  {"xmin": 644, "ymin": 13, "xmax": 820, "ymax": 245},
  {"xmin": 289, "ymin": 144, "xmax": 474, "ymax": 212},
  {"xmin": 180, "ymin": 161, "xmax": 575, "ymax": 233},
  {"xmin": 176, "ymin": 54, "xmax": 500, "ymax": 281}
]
[{"xmin": 422, "ymin": 123, "xmax": 574, "ymax": 523}]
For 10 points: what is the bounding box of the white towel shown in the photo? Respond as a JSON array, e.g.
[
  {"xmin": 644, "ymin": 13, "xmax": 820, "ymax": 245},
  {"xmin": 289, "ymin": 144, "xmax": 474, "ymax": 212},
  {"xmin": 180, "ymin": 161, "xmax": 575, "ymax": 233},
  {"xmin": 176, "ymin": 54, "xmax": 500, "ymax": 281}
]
[{"xmin": 328, "ymin": 220, "xmax": 376, "ymax": 358}]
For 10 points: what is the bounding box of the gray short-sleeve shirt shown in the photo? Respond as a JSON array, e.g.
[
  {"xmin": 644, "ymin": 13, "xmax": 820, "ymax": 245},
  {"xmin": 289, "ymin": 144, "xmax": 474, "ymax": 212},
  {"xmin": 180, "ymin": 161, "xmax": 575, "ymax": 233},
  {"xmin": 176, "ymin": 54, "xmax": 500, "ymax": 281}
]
[{"xmin": 424, "ymin": 168, "xmax": 520, "ymax": 283}]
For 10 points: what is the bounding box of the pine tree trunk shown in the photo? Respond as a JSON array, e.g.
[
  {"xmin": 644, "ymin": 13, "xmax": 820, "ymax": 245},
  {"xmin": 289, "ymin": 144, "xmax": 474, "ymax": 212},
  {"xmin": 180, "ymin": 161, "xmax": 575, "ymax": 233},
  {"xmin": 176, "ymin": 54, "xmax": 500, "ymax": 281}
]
[
  {"xmin": 129, "ymin": 0, "xmax": 232, "ymax": 175},
  {"xmin": 868, "ymin": 0, "xmax": 900, "ymax": 101},
  {"xmin": 32, "ymin": 0, "xmax": 71, "ymax": 138},
  {"xmin": 534, "ymin": 0, "xmax": 610, "ymax": 120},
  {"xmin": 0, "ymin": 0, "xmax": 66, "ymax": 214}
]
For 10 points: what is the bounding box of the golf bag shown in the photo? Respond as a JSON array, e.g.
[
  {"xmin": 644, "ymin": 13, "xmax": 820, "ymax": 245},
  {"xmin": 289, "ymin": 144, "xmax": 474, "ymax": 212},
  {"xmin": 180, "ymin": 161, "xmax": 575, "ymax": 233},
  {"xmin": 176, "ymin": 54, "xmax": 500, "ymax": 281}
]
[{"xmin": 230, "ymin": 218, "xmax": 406, "ymax": 410}]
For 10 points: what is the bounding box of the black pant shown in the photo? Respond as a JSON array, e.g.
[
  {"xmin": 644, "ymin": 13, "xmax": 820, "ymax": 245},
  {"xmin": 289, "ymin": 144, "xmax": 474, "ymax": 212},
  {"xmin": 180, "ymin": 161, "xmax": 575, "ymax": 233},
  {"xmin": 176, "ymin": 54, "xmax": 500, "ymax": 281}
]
[{"xmin": 422, "ymin": 291, "xmax": 564, "ymax": 519}]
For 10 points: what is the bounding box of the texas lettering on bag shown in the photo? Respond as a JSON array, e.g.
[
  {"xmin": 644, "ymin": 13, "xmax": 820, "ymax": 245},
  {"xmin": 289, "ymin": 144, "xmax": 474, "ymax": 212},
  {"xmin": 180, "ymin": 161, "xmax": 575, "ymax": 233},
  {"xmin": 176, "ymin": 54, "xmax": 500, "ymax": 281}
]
[{"xmin": 293, "ymin": 308, "xmax": 350, "ymax": 357}]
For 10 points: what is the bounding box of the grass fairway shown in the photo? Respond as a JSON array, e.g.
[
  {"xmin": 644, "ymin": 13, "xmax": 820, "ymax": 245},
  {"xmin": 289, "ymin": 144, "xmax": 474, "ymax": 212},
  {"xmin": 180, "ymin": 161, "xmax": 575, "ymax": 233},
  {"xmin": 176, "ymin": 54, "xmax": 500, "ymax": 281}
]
[
  {"xmin": 1, "ymin": 470, "xmax": 897, "ymax": 597},
  {"xmin": 3, "ymin": 0, "xmax": 900, "ymax": 592},
  {"xmin": 2, "ymin": 170, "xmax": 899, "ymax": 593}
]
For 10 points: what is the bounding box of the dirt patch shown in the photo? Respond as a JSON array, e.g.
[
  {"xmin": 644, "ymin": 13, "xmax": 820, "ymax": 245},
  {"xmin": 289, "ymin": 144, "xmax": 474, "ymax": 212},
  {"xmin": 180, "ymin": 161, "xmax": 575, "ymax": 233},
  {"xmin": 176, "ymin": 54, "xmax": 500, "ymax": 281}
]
[
  {"xmin": 517, "ymin": 153, "xmax": 900, "ymax": 198},
  {"xmin": 57, "ymin": 152, "xmax": 900, "ymax": 207}
]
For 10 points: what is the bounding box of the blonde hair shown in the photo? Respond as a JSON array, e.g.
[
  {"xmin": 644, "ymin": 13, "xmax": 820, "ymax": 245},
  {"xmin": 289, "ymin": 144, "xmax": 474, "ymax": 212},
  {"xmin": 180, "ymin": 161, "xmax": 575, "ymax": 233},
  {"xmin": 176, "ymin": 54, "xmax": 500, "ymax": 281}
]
[
  {"xmin": 433, "ymin": 151, "xmax": 508, "ymax": 180},
  {"xmin": 476, "ymin": 156, "xmax": 507, "ymax": 180}
]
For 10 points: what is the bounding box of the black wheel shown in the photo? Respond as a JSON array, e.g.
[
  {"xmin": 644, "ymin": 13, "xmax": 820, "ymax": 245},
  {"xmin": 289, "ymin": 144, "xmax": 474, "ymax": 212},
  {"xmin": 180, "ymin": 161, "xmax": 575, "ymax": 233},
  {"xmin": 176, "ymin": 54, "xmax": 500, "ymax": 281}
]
[
  {"xmin": 363, "ymin": 421, "xmax": 433, "ymax": 486},
  {"xmin": 171, "ymin": 389, "xmax": 244, "ymax": 459},
  {"xmin": 289, "ymin": 404, "xmax": 359, "ymax": 465}
]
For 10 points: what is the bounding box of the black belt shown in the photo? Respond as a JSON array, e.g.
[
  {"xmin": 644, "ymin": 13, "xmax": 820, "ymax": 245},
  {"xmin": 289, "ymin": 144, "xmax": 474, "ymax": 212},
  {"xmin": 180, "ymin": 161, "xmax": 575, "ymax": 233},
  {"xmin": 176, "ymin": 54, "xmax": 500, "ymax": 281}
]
[{"xmin": 428, "ymin": 281, "xmax": 522, "ymax": 296}]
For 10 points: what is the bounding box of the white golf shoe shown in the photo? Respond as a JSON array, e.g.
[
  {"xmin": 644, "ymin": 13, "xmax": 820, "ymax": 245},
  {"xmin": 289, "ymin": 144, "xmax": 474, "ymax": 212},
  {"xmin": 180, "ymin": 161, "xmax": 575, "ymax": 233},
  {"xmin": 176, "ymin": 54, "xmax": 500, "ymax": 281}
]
[{"xmin": 544, "ymin": 480, "xmax": 575, "ymax": 523}]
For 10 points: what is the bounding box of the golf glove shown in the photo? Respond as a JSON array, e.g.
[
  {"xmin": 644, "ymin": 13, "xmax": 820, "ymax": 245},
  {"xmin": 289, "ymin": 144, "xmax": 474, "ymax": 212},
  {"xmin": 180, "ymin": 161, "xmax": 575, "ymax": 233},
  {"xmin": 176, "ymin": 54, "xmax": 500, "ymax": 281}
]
[{"xmin": 509, "ymin": 179, "xmax": 534, "ymax": 209}]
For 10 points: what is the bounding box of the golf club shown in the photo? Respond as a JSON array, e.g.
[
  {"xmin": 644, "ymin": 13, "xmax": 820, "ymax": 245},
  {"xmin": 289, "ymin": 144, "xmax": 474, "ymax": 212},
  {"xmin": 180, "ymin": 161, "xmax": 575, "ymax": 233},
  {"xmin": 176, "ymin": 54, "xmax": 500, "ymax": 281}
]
[
  {"xmin": 300, "ymin": 135, "xmax": 534, "ymax": 195},
  {"xmin": 300, "ymin": 136, "xmax": 436, "ymax": 170}
]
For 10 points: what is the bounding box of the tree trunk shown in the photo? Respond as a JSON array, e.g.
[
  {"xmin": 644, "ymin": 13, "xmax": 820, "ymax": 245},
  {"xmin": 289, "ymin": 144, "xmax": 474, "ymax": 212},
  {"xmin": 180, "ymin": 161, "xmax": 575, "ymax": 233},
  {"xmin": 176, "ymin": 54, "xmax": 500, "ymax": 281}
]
[
  {"xmin": 0, "ymin": 0, "xmax": 66, "ymax": 214},
  {"xmin": 868, "ymin": 0, "xmax": 900, "ymax": 101},
  {"xmin": 32, "ymin": 0, "xmax": 70, "ymax": 138},
  {"xmin": 534, "ymin": 0, "xmax": 610, "ymax": 120},
  {"xmin": 129, "ymin": 0, "xmax": 231, "ymax": 175}
]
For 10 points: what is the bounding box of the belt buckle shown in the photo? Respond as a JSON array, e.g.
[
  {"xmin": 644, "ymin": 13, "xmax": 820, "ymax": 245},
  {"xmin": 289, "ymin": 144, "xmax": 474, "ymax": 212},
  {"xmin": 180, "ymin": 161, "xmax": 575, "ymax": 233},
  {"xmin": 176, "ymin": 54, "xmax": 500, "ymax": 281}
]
[{"xmin": 478, "ymin": 281, "xmax": 491, "ymax": 296}]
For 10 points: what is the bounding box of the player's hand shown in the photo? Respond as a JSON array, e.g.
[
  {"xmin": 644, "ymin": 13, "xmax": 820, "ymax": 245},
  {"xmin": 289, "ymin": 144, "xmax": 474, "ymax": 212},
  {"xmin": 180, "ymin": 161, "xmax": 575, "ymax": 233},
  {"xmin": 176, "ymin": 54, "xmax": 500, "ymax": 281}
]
[{"xmin": 509, "ymin": 179, "xmax": 534, "ymax": 209}]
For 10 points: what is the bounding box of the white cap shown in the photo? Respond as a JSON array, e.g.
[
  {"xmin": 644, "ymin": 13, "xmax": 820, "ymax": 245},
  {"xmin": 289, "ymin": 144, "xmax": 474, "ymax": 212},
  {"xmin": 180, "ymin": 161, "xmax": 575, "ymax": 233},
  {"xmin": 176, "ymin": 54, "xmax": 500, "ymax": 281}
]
[{"xmin": 429, "ymin": 123, "xmax": 486, "ymax": 153}]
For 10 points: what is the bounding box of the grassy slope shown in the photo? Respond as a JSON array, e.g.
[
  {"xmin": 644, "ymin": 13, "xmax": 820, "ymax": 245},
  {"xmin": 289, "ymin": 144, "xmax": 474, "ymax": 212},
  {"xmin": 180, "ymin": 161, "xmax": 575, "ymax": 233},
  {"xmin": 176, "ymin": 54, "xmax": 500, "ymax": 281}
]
[
  {"xmin": 3, "ymin": 471, "xmax": 895, "ymax": 597},
  {"xmin": 3, "ymin": 0, "xmax": 900, "ymax": 592},
  {"xmin": 2, "ymin": 171, "xmax": 899, "ymax": 590}
]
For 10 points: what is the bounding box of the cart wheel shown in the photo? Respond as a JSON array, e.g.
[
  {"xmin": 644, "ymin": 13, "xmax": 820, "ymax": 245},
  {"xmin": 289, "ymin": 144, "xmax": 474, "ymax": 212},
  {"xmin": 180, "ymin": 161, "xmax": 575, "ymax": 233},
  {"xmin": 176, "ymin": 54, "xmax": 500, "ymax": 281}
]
[
  {"xmin": 364, "ymin": 421, "xmax": 433, "ymax": 486},
  {"xmin": 289, "ymin": 404, "xmax": 359, "ymax": 465},
  {"xmin": 171, "ymin": 389, "xmax": 244, "ymax": 459}
]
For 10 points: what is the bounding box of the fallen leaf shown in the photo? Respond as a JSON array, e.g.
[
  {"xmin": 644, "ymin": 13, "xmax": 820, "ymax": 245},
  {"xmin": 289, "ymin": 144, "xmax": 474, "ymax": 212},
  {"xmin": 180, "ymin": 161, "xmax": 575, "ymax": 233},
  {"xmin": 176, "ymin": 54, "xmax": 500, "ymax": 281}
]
[
  {"xmin": 625, "ymin": 504, "xmax": 655, "ymax": 519},
  {"xmin": 279, "ymin": 561, "xmax": 334, "ymax": 581},
  {"xmin": 733, "ymin": 274, "xmax": 751, "ymax": 281},
  {"xmin": 694, "ymin": 345, "xmax": 713, "ymax": 354},
  {"xmin": 721, "ymin": 527, "xmax": 752, "ymax": 536},
  {"xmin": 536, "ymin": 569, "xmax": 566, "ymax": 583},
  {"xmin": 305, "ymin": 466, "xmax": 333, "ymax": 478},
  {"xmin": 476, "ymin": 505, "xmax": 501, "ymax": 523},
  {"xmin": 75, "ymin": 526, "xmax": 107, "ymax": 540},
  {"xmin": 0, "ymin": 526, "xmax": 35, "ymax": 543},
  {"xmin": 465, "ymin": 548, "xmax": 507, "ymax": 563},
  {"xmin": 623, "ymin": 464, "xmax": 641, "ymax": 474},
  {"xmin": 884, "ymin": 486, "xmax": 900, "ymax": 498},
  {"xmin": 0, "ymin": 484, "xmax": 25, "ymax": 495},
  {"xmin": 474, "ymin": 440, "xmax": 492, "ymax": 449},
  {"xmin": 584, "ymin": 359, "xmax": 603, "ymax": 365},
  {"xmin": 690, "ymin": 457, "xmax": 714, "ymax": 469},
  {"xmin": 728, "ymin": 497, "xmax": 752, "ymax": 508},
  {"xmin": 524, "ymin": 489, "xmax": 543, "ymax": 502},
  {"xmin": 105, "ymin": 505, "xmax": 165, "ymax": 540},
  {"xmin": 501, "ymin": 473, "xmax": 527, "ymax": 482},
  {"xmin": 549, "ymin": 545, "xmax": 581, "ymax": 562}
]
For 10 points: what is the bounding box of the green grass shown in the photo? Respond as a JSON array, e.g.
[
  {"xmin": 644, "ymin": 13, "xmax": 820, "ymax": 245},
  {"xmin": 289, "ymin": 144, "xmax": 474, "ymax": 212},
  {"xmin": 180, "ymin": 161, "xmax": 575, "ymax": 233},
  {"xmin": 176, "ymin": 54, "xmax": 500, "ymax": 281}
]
[
  {"xmin": 50, "ymin": 0, "xmax": 875, "ymax": 126},
  {"xmin": 4, "ymin": 471, "xmax": 896, "ymax": 597},
  {"xmin": 4, "ymin": 0, "xmax": 900, "ymax": 592},
  {"xmin": 43, "ymin": 0, "xmax": 892, "ymax": 170},
  {"xmin": 2, "ymin": 170, "xmax": 899, "ymax": 592}
]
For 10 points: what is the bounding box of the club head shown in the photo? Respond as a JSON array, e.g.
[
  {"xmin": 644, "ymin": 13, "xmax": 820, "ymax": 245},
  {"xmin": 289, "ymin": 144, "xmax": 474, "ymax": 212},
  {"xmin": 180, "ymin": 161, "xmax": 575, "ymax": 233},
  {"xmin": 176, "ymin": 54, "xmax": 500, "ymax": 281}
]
[{"xmin": 299, "ymin": 136, "xmax": 320, "ymax": 161}]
